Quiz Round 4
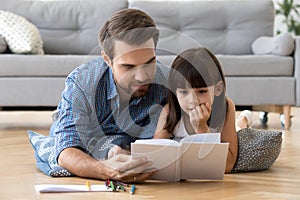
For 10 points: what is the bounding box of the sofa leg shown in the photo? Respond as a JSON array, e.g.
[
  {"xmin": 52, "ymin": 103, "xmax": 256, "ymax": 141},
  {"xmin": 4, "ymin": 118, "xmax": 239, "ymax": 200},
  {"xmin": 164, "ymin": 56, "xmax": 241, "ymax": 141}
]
[{"xmin": 283, "ymin": 105, "xmax": 291, "ymax": 130}]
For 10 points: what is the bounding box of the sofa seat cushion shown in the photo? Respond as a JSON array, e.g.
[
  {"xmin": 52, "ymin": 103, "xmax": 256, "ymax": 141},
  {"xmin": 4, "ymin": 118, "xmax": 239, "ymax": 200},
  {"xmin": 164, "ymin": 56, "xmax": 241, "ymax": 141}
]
[
  {"xmin": 157, "ymin": 54, "xmax": 294, "ymax": 77},
  {"xmin": 0, "ymin": 54, "xmax": 98, "ymax": 77},
  {"xmin": 0, "ymin": 54, "xmax": 293, "ymax": 77}
]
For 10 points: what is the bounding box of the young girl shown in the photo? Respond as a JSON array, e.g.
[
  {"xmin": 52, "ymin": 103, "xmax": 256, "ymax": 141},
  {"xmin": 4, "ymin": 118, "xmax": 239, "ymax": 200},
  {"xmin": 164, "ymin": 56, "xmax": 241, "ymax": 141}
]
[{"xmin": 154, "ymin": 47, "xmax": 242, "ymax": 173}]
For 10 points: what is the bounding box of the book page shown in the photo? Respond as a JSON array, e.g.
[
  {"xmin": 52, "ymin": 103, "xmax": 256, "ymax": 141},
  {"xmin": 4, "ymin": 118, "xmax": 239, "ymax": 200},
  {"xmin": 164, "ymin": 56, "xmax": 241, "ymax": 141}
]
[
  {"xmin": 180, "ymin": 142, "xmax": 229, "ymax": 180},
  {"xmin": 131, "ymin": 140, "xmax": 181, "ymax": 182}
]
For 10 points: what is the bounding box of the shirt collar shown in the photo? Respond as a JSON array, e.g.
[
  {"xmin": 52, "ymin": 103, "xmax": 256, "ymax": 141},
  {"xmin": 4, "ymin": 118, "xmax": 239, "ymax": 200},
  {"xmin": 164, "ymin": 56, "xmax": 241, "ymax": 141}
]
[{"xmin": 107, "ymin": 68, "xmax": 118, "ymax": 100}]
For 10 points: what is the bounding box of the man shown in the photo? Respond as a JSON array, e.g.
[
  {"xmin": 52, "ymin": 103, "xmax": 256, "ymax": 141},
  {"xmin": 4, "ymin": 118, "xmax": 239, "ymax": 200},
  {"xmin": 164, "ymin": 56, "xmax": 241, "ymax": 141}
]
[{"xmin": 52, "ymin": 9, "xmax": 169, "ymax": 183}]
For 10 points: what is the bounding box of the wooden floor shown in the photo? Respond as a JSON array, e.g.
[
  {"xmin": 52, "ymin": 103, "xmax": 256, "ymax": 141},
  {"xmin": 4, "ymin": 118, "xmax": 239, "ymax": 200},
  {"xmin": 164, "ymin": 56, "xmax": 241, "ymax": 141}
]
[{"xmin": 0, "ymin": 108, "xmax": 299, "ymax": 199}]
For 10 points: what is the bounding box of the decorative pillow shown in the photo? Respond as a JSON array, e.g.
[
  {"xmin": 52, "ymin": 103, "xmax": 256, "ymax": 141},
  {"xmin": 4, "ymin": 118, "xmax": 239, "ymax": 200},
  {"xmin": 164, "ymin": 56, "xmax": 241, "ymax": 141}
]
[
  {"xmin": 0, "ymin": 11, "xmax": 44, "ymax": 54},
  {"xmin": 0, "ymin": 36, "xmax": 7, "ymax": 53},
  {"xmin": 252, "ymin": 33, "xmax": 295, "ymax": 56},
  {"xmin": 27, "ymin": 130, "xmax": 73, "ymax": 177},
  {"xmin": 231, "ymin": 128, "xmax": 282, "ymax": 173}
]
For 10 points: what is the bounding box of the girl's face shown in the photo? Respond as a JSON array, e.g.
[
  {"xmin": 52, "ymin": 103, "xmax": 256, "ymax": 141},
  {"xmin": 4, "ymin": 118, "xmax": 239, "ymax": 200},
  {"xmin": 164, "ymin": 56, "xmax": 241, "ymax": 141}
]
[{"xmin": 176, "ymin": 86, "xmax": 215, "ymax": 115}]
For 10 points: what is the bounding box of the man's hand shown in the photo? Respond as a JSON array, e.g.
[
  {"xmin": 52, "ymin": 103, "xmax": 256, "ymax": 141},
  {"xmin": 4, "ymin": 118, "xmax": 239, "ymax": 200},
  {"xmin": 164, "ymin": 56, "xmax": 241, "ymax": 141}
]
[
  {"xmin": 189, "ymin": 103, "xmax": 211, "ymax": 133},
  {"xmin": 105, "ymin": 145, "xmax": 156, "ymax": 183},
  {"xmin": 58, "ymin": 147, "xmax": 156, "ymax": 183},
  {"xmin": 107, "ymin": 145, "xmax": 130, "ymax": 159},
  {"xmin": 103, "ymin": 152, "xmax": 155, "ymax": 183}
]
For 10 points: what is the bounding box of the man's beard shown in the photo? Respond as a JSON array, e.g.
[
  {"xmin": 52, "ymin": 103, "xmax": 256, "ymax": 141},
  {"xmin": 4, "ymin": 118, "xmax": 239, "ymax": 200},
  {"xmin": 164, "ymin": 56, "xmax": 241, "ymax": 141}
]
[{"xmin": 131, "ymin": 85, "xmax": 149, "ymax": 97}]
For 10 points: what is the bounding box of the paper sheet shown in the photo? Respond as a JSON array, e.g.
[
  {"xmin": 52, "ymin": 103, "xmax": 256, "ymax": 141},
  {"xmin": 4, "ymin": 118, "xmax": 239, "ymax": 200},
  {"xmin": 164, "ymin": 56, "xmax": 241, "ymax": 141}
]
[{"xmin": 35, "ymin": 184, "xmax": 113, "ymax": 193}]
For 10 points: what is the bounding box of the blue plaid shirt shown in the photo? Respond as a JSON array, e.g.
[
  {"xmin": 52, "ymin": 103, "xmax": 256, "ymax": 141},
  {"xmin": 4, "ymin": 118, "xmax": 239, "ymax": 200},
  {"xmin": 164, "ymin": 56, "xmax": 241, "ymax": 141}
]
[{"xmin": 54, "ymin": 57, "xmax": 169, "ymax": 159}]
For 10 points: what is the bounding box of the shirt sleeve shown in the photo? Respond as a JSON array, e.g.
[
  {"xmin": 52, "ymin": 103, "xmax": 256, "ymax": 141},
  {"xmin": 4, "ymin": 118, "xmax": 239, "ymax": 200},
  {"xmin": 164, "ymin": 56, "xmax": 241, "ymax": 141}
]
[{"xmin": 54, "ymin": 72, "xmax": 92, "ymax": 160}]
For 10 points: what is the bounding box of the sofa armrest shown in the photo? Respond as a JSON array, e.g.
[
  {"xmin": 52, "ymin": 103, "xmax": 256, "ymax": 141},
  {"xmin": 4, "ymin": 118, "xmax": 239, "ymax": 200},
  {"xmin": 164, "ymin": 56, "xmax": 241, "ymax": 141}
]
[{"xmin": 294, "ymin": 36, "xmax": 300, "ymax": 106}]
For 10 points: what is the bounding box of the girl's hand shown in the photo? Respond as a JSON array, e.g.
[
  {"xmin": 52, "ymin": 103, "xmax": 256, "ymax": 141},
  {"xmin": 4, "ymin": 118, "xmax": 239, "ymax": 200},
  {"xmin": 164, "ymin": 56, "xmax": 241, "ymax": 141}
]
[{"xmin": 189, "ymin": 103, "xmax": 211, "ymax": 133}]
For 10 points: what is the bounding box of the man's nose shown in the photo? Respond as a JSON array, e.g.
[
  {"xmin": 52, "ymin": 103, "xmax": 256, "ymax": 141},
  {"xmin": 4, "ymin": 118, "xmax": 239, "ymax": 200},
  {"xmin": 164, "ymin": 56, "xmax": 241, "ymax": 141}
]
[{"xmin": 134, "ymin": 66, "xmax": 148, "ymax": 82}]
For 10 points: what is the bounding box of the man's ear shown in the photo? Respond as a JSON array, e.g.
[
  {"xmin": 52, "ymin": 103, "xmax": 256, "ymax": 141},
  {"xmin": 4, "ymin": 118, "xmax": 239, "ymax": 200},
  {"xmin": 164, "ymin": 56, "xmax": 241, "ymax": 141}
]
[
  {"xmin": 214, "ymin": 81, "xmax": 224, "ymax": 96},
  {"xmin": 101, "ymin": 51, "xmax": 112, "ymax": 67}
]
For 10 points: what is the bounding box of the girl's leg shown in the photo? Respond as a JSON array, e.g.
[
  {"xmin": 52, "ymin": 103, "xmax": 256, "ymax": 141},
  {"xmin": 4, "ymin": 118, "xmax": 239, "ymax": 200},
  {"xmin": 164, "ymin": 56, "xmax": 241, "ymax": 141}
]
[{"xmin": 236, "ymin": 110, "xmax": 252, "ymax": 131}]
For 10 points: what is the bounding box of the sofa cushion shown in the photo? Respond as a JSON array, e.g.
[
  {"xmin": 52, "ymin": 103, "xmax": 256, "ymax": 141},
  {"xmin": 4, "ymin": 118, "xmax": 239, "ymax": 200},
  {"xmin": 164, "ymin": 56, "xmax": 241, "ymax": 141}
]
[
  {"xmin": 157, "ymin": 54, "xmax": 294, "ymax": 77},
  {"xmin": 129, "ymin": 0, "xmax": 274, "ymax": 55},
  {"xmin": 0, "ymin": 53, "xmax": 292, "ymax": 77},
  {"xmin": 0, "ymin": 54, "xmax": 98, "ymax": 77},
  {"xmin": 0, "ymin": 10, "xmax": 44, "ymax": 54},
  {"xmin": 0, "ymin": 0, "xmax": 128, "ymax": 55},
  {"xmin": 0, "ymin": 36, "xmax": 7, "ymax": 53}
]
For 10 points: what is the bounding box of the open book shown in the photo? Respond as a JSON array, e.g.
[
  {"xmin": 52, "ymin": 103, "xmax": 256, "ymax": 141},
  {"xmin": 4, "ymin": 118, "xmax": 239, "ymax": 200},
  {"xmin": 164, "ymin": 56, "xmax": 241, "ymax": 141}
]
[{"xmin": 131, "ymin": 133, "xmax": 229, "ymax": 182}]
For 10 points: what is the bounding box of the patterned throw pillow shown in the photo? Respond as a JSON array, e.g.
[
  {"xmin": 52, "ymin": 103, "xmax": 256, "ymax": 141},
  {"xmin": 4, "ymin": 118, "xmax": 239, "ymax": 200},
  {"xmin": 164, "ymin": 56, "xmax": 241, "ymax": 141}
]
[
  {"xmin": 27, "ymin": 130, "xmax": 73, "ymax": 177},
  {"xmin": 231, "ymin": 128, "xmax": 282, "ymax": 173},
  {"xmin": 0, "ymin": 10, "xmax": 44, "ymax": 54}
]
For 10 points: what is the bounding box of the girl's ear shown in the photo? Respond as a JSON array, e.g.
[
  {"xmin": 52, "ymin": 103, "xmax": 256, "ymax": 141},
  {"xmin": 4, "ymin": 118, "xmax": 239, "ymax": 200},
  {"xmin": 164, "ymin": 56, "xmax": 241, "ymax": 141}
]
[
  {"xmin": 101, "ymin": 51, "xmax": 112, "ymax": 67},
  {"xmin": 214, "ymin": 81, "xmax": 224, "ymax": 96}
]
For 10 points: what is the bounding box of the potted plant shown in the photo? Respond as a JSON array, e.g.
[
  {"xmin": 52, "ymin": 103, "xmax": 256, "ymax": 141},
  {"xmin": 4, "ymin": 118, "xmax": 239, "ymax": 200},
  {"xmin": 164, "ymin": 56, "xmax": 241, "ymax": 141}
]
[{"xmin": 276, "ymin": 0, "xmax": 300, "ymax": 35}]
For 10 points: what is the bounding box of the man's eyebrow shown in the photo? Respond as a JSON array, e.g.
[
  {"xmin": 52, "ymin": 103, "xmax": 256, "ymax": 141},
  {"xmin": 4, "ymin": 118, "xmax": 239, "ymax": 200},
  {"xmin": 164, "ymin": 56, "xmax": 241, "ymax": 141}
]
[
  {"xmin": 145, "ymin": 56, "xmax": 156, "ymax": 64},
  {"xmin": 120, "ymin": 56, "xmax": 156, "ymax": 67}
]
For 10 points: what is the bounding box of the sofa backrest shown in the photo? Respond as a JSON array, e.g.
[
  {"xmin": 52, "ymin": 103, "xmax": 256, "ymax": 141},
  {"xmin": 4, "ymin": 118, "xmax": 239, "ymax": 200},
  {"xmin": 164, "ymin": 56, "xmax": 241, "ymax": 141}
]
[
  {"xmin": 0, "ymin": 0, "xmax": 128, "ymax": 55},
  {"xmin": 0, "ymin": 0, "xmax": 274, "ymax": 55},
  {"xmin": 129, "ymin": 0, "xmax": 274, "ymax": 55}
]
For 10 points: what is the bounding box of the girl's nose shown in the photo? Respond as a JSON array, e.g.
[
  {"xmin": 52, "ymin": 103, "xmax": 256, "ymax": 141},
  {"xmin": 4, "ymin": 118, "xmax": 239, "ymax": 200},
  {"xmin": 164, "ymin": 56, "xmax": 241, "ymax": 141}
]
[{"xmin": 188, "ymin": 92, "xmax": 199, "ymax": 107}]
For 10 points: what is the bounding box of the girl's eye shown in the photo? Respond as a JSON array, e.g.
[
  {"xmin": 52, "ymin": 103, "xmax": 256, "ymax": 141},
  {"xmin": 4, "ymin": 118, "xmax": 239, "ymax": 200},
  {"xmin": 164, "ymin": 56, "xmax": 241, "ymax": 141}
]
[{"xmin": 198, "ymin": 90, "xmax": 208, "ymax": 94}]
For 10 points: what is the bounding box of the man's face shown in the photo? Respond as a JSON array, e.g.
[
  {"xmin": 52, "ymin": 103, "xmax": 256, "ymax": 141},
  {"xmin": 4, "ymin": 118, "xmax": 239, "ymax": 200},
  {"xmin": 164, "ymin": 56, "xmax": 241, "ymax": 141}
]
[{"xmin": 104, "ymin": 39, "xmax": 157, "ymax": 98}]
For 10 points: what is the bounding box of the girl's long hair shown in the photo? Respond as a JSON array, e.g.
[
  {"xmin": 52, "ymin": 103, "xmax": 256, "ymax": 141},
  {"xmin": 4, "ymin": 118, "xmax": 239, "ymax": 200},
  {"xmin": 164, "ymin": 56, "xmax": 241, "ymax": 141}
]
[{"xmin": 164, "ymin": 47, "xmax": 227, "ymax": 134}]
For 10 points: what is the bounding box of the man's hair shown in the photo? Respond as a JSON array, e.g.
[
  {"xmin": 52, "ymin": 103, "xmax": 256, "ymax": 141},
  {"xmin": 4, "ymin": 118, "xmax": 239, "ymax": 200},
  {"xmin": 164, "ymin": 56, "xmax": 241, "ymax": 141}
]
[{"xmin": 99, "ymin": 8, "xmax": 160, "ymax": 59}]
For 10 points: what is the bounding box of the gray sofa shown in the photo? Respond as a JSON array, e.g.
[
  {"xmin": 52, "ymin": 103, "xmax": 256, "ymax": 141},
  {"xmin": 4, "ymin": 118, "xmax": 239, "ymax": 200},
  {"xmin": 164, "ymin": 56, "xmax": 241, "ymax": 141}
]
[{"xmin": 0, "ymin": 0, "xmax": 298, "ymax": 129}]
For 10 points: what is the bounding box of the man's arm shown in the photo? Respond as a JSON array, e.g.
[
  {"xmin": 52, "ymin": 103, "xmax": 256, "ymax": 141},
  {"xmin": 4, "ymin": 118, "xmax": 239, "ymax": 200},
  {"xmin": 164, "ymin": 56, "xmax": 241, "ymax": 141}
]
[{"xmin": 58, "ymin": 147, "xmax": 155, "ymax": 183}]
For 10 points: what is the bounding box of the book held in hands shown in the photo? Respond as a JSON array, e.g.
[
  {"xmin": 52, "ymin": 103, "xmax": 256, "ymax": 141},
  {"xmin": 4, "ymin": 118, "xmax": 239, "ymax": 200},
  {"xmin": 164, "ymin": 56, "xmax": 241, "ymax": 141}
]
[{"xmin": 131, "ymin": 133, "xmax": 229, "ymax": 182}]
